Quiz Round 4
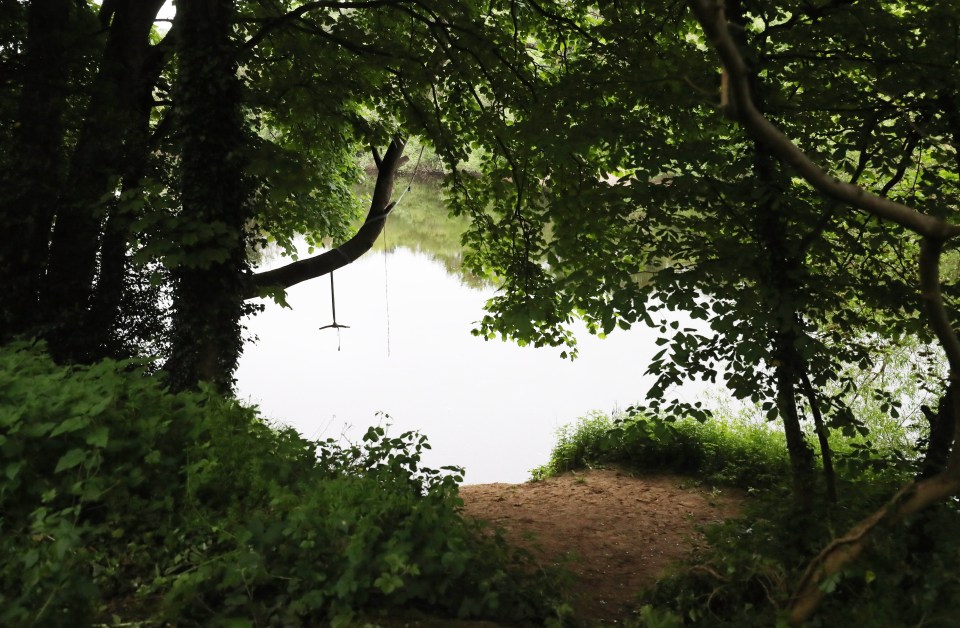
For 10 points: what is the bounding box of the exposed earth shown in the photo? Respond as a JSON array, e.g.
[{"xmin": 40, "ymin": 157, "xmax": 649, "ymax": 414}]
[{"xmin": 458, "ymin": 468, "xmax": 743, "ymax": 625}]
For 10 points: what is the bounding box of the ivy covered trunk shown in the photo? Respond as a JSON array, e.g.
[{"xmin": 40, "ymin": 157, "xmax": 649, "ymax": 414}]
[{"xmin": 165, "ymin": 0, "xmax": 250, "ymax": 392}]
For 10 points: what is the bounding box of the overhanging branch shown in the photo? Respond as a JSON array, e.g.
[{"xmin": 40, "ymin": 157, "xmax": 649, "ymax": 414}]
[
  {"xmin": 687, "ymin": 0, "xmax": 960, "ymax": 241},
  {"xmin": 243, "ymin": 136, "xmax": 406, "ymax": 300}
]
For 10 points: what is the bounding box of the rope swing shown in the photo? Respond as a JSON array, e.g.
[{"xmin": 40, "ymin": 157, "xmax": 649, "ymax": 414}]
[
  {"xmin": 319, "ymin": 144, "xmax": 426, "ymax": 354},
  {"xmin": 319, "ymin": 272, "xmax": 349, "ymax": 351}
]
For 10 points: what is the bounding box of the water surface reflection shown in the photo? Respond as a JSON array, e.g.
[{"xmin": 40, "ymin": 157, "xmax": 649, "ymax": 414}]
[{"xmin": 237, "ymin": 243, "xmax": 712, "ymax": 483}]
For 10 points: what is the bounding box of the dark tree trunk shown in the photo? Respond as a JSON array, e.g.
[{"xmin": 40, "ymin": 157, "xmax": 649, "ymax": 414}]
[
  {"xmin": 40, "ymin": 0, "xmax": 165, "ymax": 362},
  {"xmin": 773, "ymin": 344, "xmax": 817, "ymax": 506},
  {"xmin": 0, "ymin": 0, "xmax": 74, "ymax": 341},
  {"xmin": 919, "ymin": 387, "xmax": 957, "ymax": 479},
  {"xmin": 164, "ymin": 0, "xmax": 249, "ymax": 393},
  {"xmin": 87, "ymin": 38, "xmax": 163, "ymax": 359}
]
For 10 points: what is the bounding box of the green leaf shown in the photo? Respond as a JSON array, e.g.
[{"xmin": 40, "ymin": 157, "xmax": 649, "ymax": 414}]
[
  {"xmin": 0, "ymin": 408, "xmax": 23, "ymax": 427},
  {"xmin": 4, "ymin": 461, "xmax": 23, "ymax": 481},
  {"xmin": 23, "ymin": 422, "xmax": 56, "ymax": 438},
  {"xmin": 51, "ymin": 416, "xmax": 88, "ymax": 437},
  {"xmin": 85, "ymin": 426, "xmax": 109, "ymax": 449},
  {"xmin": 54, "ymin": 448, "xmax": 88, "ymax": 473}
]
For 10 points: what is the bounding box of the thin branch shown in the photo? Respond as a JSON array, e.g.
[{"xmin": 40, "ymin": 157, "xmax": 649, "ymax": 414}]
[
  {"xmin": 797, "ymin": 113, "xmax": 878, "ymax": 252},
  {"xmin": 527, "ymin": 0, "xmax": 600, "ymax": 45},
  {"xmin": 241, "ymin": 0, "xmax": 405, "ymax": 53},
  {"xmin": 289, "ymin": 18, "xmax": 423, "ymax": 61},
  {"xmin": 878, "ymin": 120, "xmax": 927, "ymax": 197}
]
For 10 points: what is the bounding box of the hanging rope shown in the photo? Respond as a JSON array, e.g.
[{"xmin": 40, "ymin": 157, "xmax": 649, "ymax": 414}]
[
  {"xmin": 380, "ymin": 145, "xmax": 426, "ymax": 358},
  {"xmin": 319, "ymin": 272, "xmax": 349, "ymax": 351},
  {"xmin": 383, "ymin": 217, "xmax": 391, "ymax": 357},
  {"xmin": 392, "ymin": 145, "xmax": 426, "ymax": 208}
]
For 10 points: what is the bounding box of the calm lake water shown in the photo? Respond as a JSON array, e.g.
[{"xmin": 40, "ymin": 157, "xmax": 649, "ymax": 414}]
[{"xmin": 236, "ymin": 239, "xmax": 712, "ymax": 484}]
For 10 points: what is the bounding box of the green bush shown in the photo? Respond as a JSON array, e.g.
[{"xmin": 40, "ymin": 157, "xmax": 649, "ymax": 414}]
[
  {"xmin": 0, "ymin": 343, "xmax": 563, "ymax": 626},
  {"xmin": 530, "ymin": 411, "xmax": 615, "ymax": 479},
  {"xmin": 532, "ymin": 410, "xmax": 790, "ymax": 488}
]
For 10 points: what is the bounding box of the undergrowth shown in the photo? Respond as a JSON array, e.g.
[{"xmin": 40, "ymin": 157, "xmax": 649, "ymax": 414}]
[
  {"xmin": 534, "ymin": 407, "xmax": 960, "ymax": 626},
  {"xmin": 632, "ymin": 487, "xmax": 960, "ymax": 627},
  {"xmin": 0, "ymin": 343, "xmax": 567, "ymax": 627}
]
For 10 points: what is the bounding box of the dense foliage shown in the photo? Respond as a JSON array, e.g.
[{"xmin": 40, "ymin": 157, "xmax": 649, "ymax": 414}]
[
  {"xmin": 0, "ymin": 344, "xmax": 565, "ymax": 626},
  {"xmin": 4, "ymin": 0, "xmax": 960, "ymax": 624},
  {"xmin": 445, "ymin": 0, "xmax": 960, "ymax": 508}
]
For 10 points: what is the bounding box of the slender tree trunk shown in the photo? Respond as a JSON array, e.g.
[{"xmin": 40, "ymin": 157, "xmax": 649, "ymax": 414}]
[
  {"xmin": 725, "ymin": 0, "xmax": 817, "ymax": 506},
  {"xmin": 40, "ymin": 0, "xmax": 165, "ymax": 362},
  {"xmin": 801, "ymin": 369, "xmax": 838, "ymax": 502},
  {"xmin": 87, "ymin": 48, "xmax": 162, "ymax": 359},
  {"xmin": 164, "ymin": 0, "xmax": 249, "ymax": 392},
  {"xmin": 88, "ymin": 193, "xmax": 140, "ymax": 358},
  {"xmin": 0, "ymin": 0, "xmax": 74, "ymax": 340},
  {"xmin": 752, "ymin": 146, "xmax": 817, "ymax": 507},
  {"xmin": 918, "ymin": 93, "xmax": 960, "ymax": 479},
  {"xmin": 773, "ymin": 344, "xmax": 817, "ymax": 506}
]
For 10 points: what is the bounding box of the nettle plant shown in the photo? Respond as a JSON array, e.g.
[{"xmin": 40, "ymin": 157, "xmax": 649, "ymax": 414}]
[{"xmin": 0, "ymin": 343, "xmax": 563, "ymax": 626}]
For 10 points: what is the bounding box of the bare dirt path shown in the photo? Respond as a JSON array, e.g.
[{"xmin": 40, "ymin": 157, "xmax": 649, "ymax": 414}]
[{"xmin": 459, "ymin": 469, "xmax": 743, "ymax": 625}]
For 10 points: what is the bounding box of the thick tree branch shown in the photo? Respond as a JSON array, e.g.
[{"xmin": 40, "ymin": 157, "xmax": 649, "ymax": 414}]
[
  {"xmin": 243, "ymin": 137, "xmax": 406, "ymax": 300},
  {"xmin": 688, "ymin": 0, "xmax": 960, "ymax": 241}
]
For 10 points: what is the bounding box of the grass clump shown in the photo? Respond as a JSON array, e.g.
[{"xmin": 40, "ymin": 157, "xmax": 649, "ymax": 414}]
[
  {"xmin": 532, "ymin": 409, "xmax": 789, "ymax": 488},
  {"xmin": 0, "ymin": 343, "xmax": 565, "ymax": 627}
]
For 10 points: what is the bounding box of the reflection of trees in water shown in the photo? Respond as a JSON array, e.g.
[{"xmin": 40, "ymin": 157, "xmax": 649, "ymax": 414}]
[
  {"xmin": 356, "ymin": 174, "xmax": 664, "ymax": 292},
  {"xmin": 357, "ymin": 175, "xmax": 487, "ymax": 288}
]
